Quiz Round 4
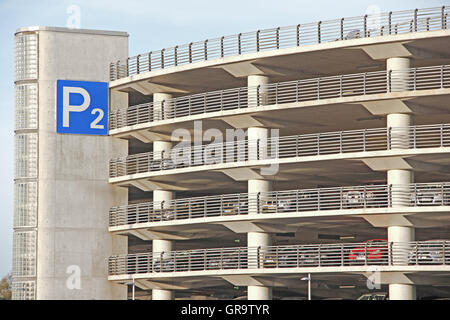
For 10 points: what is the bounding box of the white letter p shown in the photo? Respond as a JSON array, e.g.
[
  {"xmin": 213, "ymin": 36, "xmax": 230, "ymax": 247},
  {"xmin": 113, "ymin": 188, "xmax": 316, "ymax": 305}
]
[{"xmin": 63, "ymin": 86, "xmax": 90, "ymax": 127}]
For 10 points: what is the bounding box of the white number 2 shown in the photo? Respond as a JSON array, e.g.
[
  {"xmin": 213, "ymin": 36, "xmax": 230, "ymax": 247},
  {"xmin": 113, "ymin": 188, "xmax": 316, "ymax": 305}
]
[{"xmin": 90, "ymin": 108, "xmax": 104, "ymax": 129}]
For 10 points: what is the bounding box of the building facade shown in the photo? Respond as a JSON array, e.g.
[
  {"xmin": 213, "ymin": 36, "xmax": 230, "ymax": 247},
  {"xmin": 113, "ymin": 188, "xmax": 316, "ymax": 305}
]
[{"xmin": 13, "ymin": 6, "xmax": 450, "ymax": 300}]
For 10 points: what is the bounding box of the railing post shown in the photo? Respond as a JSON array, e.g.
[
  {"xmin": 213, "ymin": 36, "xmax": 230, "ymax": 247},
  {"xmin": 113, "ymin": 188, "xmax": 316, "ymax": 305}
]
[
  {"xmin": 340, "ymin": 18, "xmax": 344, "ymax": 40},
  {"xmin": 389, "ymin": 242, "xmax": 393, "ymax": 266},
  {"xmin": 364, "ymin": 242, "xmax": 368, "ymax": 266},
  {"xmin": 414, "ymin": 8, "xmax": 418, "ymax": 32},
  {"xmin": 204, "ymin": 40, "xmax": 208, "ymax": 60},
  {"xmin": 317, "ymin": 78, "xmax": 320, "ymax": 100},
  {"xmin": 126, "ymin": 57, "xmax": 130, "ymax": 76},
  {"xmin": 388, "ymin": 127, "xmax": 392, "ymax": 150},
  {"xmin": 317, "ymin": 133, "xmax": 320, "ymax": 155},
  {"xmin": 148, "ymin": 52, "xmax": 152, "ymax": 72},
  {"xmin": 318, "ymin": 245, "xmax": 321, "ymax": 266},
  {"xmin": 296, "ymin": 24, "xmax": 300, "ymax": 46},
  {"xmin": 441, "ymin": 124, "xmax": 444, "ymax": 147},
  {"xmin": 276, "ymin": 27, "xmax": 280, "ymax": 49},
  {"xmin": 174, "ymin": 46, "xmax": 178, "ymax": 66},
  {"xmin": 257, "ymin": 85, "xmax": 261, "ymax": 106},
  {"xmin": 189, "ymin": 43, "xmax": 192, "ymax": 63},
  {"xmin": 387, "ymin": 70, "xmax": 392, "ymax": 92},
  {"xmin": 161, "ymin": 49, "xmax": 165, "ymax": 69},
  {"xmin": 441, "ymin": 65, "xmax": 445, "ymax": 88},
  {"xmin": 256, "ymin": 30, "xmax": 260, "ymax": 52},
  {"xmin": 317, "ymin": 188, "xmax": 321, "ymax": 210},
  {"xmin": 136, "ymin": 54, "xmax": 140, "ymax": 74},
  {"xmin": 257, "ymin": 192, "xmax": 261, "ymax": 214},
  {"xmin": 364, "ymin": 14, "xmax": 368, "ymax": 37},
  {"xmin": 443, "ymin": 6, "xmax": 447, "ymax": 29},
  {"xmin": 238, "ymin": 33, "xmax": 242, "ymax": 54},
  {"xmin": 220, "ymin": 36, "xmax": 224, "ymax": 57},
  {"xmin": 363, "ymin": 129, "xmax": 367, "ymax": 152},
  {"xmin": 363, "ymin": 73, "xmax": 367, "ymax": 95},
  {"xmin": 275, "ymin": 83, "xmax": 279, "ymax": 104},
  {"xmin": 318, "ymin": 21, "xmax": 321, "ymax": 43}
]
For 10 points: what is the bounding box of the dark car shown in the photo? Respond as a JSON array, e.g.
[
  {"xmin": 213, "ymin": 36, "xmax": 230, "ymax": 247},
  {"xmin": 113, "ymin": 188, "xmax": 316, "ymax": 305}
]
[
  {"xmin": 411, "ymin": 186, "xmax": 449, "ymax": 206},
  {"xmin": 357, "ymin": 293, "xmax": 388, "ymax": 300},
  {"xmin": 408, "ymin": 240, "xmax": 450, "ymax": 265}
]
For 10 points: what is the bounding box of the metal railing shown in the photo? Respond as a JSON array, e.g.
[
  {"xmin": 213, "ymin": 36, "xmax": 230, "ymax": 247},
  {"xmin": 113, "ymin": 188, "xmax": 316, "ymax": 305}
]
[
  {"xmin": 110, "ymin": 64, "xmax": 450, "ymax": 130},
  {"xmin": 109, "ymin": 123, "xmax": 450, "ymax": 178},
  {"xmin": 109, "ymin": 182, "xmax": 450, "ymax": 227},
  {"xmin": 108, "ymin": 240, "xmax": 450, "ymax": 275},
  {"xmin": 109, "ymin": 6, "xmax": 449, "ymax": 80}
]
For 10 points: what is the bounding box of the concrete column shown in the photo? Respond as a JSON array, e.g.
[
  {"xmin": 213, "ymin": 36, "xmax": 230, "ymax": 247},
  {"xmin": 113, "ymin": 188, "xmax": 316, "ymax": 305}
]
[
  {"xmin": 248, "ymin": 75, "xmax": 269, "ymax": 107},
  {"xmin": 387, "ymin": 57, "xmax": 412, "ymax": 92},
  {"xmin": 387, "ymin": 113, "xmax": 412, "ymax": 150},
  {"xmin": 388, "ymin": 169, "xmax": 414, "ymax": 207},
  {"xmin": 247, "ymin": 180, "xmax": 272, "ymax": 300},
  {"xmin": 153, "ymin": 92, "xmax": 173, "ymax": 121},
  {"xmin": 246, "ymin": 76, "xmax": 272, "ymax": 300},
  {"xmin": 387, "ymin": 162, "xmax": 415, "ymax": 299},
  {"xmin": 153, "ymin": 140, "xmax": 172, "ymax": 160},
  {"xmin": 248, "ymin": 285, "xmax": 272, "ymax": 300},
  {"xmin": 248, "ymin": 179, "xmax": 272, "ymax": 215},
  {"xmin": 152, "ymin": 139, "xmax": 174, "ymax": 300},
  {"xmin": 247, "ymin": 232, "xmax": 272, "ymax": 300},
  {"xmin": 248, "ymin": 127, "xmax": 269, "ymax": 161},
  {"xmin": 152, "ymin": 289, "xmax": 174, "ymax": 300},
  {"xmin": 389, "ymin": 284, "xmax": 416, "ymax": 300},
  {"xmin": 152, "ymin": 239, "xmax": 173, "ymax": 300}
]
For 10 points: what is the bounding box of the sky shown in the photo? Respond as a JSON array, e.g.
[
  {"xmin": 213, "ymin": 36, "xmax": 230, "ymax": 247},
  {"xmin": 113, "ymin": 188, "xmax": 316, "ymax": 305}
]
[{"xmin": 0, "ymin": 0, "xmax": 445, "ymax": 278}]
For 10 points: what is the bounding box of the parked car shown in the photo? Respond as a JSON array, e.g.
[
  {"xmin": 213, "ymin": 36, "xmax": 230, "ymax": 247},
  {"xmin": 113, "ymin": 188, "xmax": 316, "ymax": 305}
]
[
  {"xmin": 342, "ymin": 188, "xmax": 377, "ymax": 209},
  {"xmin": 345, "ymin": 29, "xmax": 361, "ymax": 40},
  {"xmin": 261, "ymin": 245, "xmax": 340, "ymax": 268},
  {"xmin": 150, "ymin": 208, "xmax": 175, "ymax": 221},
  {"xmin": 411, "ymin": 186, "xmax": 449, "ymax": 206},
  {"xmin": 408, "ymin": 240, "xmax": 450, "ymax": 265},
  {"xmin": 206, "ymin": 249, "xmax": 243, "ymax": 270},
  {"xmin": 222, "ymin": 200, "xmax": 248, "ymax": 215},
  {"xmin": 152, "ymin": 257, "xmax": 175, "ymax": 272},
  {"xmin": 260, "ymin": 198, "xmax": 294, "ymax": 213},
  {"xmin": 357, "ymin": 293, "xmax": 388, "ymax": 300},
  {"xmin": 348, "ymin": 239, "xmax": 388, "ymax": 265}
]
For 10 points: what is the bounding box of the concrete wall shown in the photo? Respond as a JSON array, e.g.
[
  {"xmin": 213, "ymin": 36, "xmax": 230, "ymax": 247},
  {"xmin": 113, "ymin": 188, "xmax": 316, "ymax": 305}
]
[{"xmin": 35, "ymin": 27, "xmax": 128, "ymax": 299}]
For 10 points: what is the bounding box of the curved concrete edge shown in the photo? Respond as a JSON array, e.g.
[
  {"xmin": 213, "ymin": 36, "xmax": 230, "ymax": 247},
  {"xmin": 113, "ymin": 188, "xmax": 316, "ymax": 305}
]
[
  {"xmin": 108, "ymin": 265, "xmax": 450, "ymax": 281},
  {"xmin": 108, "ymin": 147, "xmax": 450, "ymax": 184},
  {"xmin": 108, "ymin": 206, "xmax": 450, "ymax": 233},
  {"xmin": 109, "ymin": 29, "xmax": 450, "ymax": 88},
  {"xmin": 109, "ymin": 88, "xmax": 450, "ymax": 136}
]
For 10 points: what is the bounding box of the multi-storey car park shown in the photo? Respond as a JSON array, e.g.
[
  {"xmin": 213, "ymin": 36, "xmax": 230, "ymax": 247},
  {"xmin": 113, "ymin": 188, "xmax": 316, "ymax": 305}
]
[{"xmin": 12, "ymin": 6, "xmax": 450, "ymax": 300}]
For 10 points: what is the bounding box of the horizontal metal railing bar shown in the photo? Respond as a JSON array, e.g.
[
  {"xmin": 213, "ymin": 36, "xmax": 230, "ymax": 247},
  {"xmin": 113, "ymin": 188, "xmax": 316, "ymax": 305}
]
[
  {"xmin": 109, "ymin": 182, "xmax": 450, "ymax": 227},
  {"xmin": 110, "ymin": 6, "xmax": 449, "ymax": 80},
  {"xmin": 108, "ymin": 240, "xmax": 450, "ymax": 275},
  {"xmin": 110, "ymin": 64, "xmax": 450, "ymax": 130},
  {"xmin": 109, "ymin": 123, "xmax": 450, "ymax": 178}
]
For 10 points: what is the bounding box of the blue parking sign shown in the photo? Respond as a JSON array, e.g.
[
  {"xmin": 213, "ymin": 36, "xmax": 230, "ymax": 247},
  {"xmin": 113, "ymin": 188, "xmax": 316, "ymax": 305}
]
[{"xmin": 56, "ymin": 80, "xmax": 109, "ymax": 135}]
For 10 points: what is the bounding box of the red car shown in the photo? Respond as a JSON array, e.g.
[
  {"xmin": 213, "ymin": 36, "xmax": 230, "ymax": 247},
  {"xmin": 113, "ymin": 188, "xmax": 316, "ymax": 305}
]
[{"xmin": 348, "ymin": 239, "xmax": 388, "ymax": 265}]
